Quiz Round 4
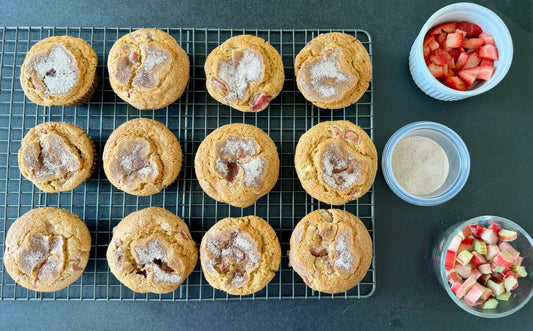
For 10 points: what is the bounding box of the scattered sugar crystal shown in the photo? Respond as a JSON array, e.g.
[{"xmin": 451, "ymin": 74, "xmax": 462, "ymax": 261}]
[
  {"xmin": 152, "ymin": 265, "xmax": 181, "ymax": 284},
  {"xmin": 334, "ymin": 232, "xmax": 354, "ymax": 271},
  {"xmin": 241, "ymin": 158, "xmax": 265, "ymax": 187},
  {"xmin": 220, "ymin": 137, "xmax": 258, "ymax": 157},
  {"xmin": 143, "ymin": 46, "xmax": 168, "ymax": 70},
  {"xmin": 308, "ymin": 52, "xmax": 348, "ymax": 99},
  {"xmin": 218, "ymin": 49, "xmax": 264, "ymax": 101},
  {"xmin": 231, "ymin": 274, "xmax": 245, "ymax": 286},
  {"xmin": 32, "ymin": 133, "xmax": 80, "ymax": 181},
  {"xmin": 135, "ymin": 239, "xmax": 165, "ymax": 264},
  {"xmin": 119, "ymin": 139, "xmax": 153, "ymax": 177},
  {"xmin": 321, "ymin": 151, "xmax": 358, "ymax": 190},
  {"xmin": 33, "ymin": 46, "xmax": 79, "ymax": 95},
  {"xmin": 215, "ymin": 157, "xmax": 229, "ymax": 177}
]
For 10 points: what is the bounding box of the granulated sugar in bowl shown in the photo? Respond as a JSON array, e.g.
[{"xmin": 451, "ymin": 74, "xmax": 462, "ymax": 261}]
[{"xmin": 382, "ymin": 121, "xmax": 470, "ymax": 206}]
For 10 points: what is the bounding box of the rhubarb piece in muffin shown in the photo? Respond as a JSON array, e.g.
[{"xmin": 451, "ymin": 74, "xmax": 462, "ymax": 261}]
[
  {"xmin": 4, "ymin": 207, "xmax": 91, "ymax": 292},
  {"xmin": 204, "ymin": 35, "xmax": 284, "ymax": 112},
  {"xmin": 289, "ymin": 209, "xmax": 372, "ymax": 293},
  {"xmin": 102, "ymin": 118, "xmax": 182, "ymax": 196},
  {"xmin": 18, "ymin": 121, "xmax": 96, "ymax": 193},
  {"xmin": 294, "ymin": 120, "xmax": 377, "ymax": 205},
  {"xmin": 200, "ymin": 215, "xmax": 281, "ymax": 295},
  {"xmin": 20, "ymin": 36, "xmax": 98, "ymax": 107},
  {"xmin": 294, "ymin": 32, "xmax": 372, "ymax": 109},
  {"xmin": 194, "ymin": 123, "xmax": 279, "ymax": 208},
  {"xmin": 107, "ymin": 207, "xmax": 197, "ymax": 294},
  {"xmin": 107, "ymin": 28, "xmax": 189, "ymax": 110}
]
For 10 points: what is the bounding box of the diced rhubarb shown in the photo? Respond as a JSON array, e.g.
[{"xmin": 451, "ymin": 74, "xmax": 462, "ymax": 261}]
[
  {"xmin": 496, "ymin": 291, "xmax": 512, "ymax": 301},
  {"xmin": 457, "ymin": 21, "xmax": 482, "ymax": 38},
  {"xmin": 430, "ymin": 49, "xmax": 451, "ymax": 65},
  {"xmin": 446, "ymin": 269, "xmax": 464, "ymax": 284},
  {"xmin": 456, "ymin": 250, "xmax": 474, "ymax": 266},
  {"xmin": 456, "ymin": 276, "xmax": 477, "ymax": 299},
  {"xmin": 470, "ymin": 224, "xmax": 486, "ymax": 237},
  {"xmin": 494, "ymin": 250, "xmax": 516, "ymax": 268},
  {"xmin": 489, "ymin": 224, "xmax": 501, "ymax": 234},
  {"xmin": 480, "ymin": 287, "xmax": 493, "ymax": 302},
  {"xmin": 179, "ymin": 228, "xmax": 190, "ymax": 240},
  {"xmin": 457, "ymin": 243, "xmax": 472, "ymax": 255},
  {"xmin": 444, "ymin": 250, "xmax": 457, "ymax": 270},
  {"xmin": 463, "ymin": 52, "xmax": 482, "ymax": 69},
  {"xmin": 464, "ymin": 282, "xmax": 485, "ymax": 305},
  {"xmin": 510, "ymin": 265, "xmax": 527, "ymax": 278},
  {"xmin": 471, "ymin": 251, "xmax": 487, "ymax": 266},
  {"xmin": 480, "ymin": 273, "xmax": 492, "ymax": 285},
  {"xmin": 504, "ymin": 276, "xmax": 518, "ymax": 292},
  {"xmin": 514, "ymin": 256, "xmax": 524, "ymax": 266},
  {"xmin": 458, "ymin": 67, "xmax": 480, "ymax": 87},
  {"xmin": 477, "ymin": 263, "xmax": 492, "ymax": 274},
  {"xmin": 482, "ymin": 298, "xmax": 499, "ymax": 309},
  {"xmin": 445, "ymin": 76, "xmax": 467, "ymax": 91},
  {"xmin": 251, "ymin": 93, "xmax": 270, "ymax": 111},
  {"xmin": 480, "ymin": 229, "xmax": 498, "ymax": 245},
  {"xmin": 477, "ymin": 65, "xmax": 494, "ymax": 80},
  {"xmin": 470, "ymin": 268, "xmax": 482, "ymax": 281},
  {"xmin": 498, "ymin": 229, "xmax": 517, "ymax": 242},
  {"xmin": 498, "ymin": 241, "xmax": 520, "ymax": 259},
  {"xmin": 487, "ymin": 278, "xmax": 505, "ymax": 296},
  {"xmin": 428, "ymin": 63, "xmax": 444, "ymax": 79},
  {"xmin": 448, "ymin": 234, "xmax": 463, "ymax": 252},
  {"xmin": 491, "ymin": 261, "xmax": 505, "ymax": 273},
  {"xmin": 462, "ymin": 236, "xmax": 475, "ymax": 245},
  {"xmin": 446, "ymin": 33, "xmax": 464, "ymax": 48},
  {"xmin": 473, "ymin": 239, "xmax": 487, "ymax": 255},
  {"xmin": 461, "ymin": 225, "xmax": 473, "ymax": 238},
  {"xmin": 479, "ymin": 44, "xmax": 499, "ymax": 61},
  {"xmin": 501, "ymin": 268, "xmax": 518, "ymax": 280},
  {"xmin": 451, "ymin": 282, "xmax": 462, "ymax": 294},
  {"xmin": 486, "ymin": 244, "xmax": 500, "ymax": 261},
  {"xmin": 462, "ymin": 38, "xmax": 483, "ymax": 50},
  {"xmin": 211, "ymin": 78, "xmax": 227, "ymax": 91},
  {"xmin": 479, "ymin": 32, "xmax": 495, "ymax": 45},
  {"xmin": 455, "ymin": 263, "xmax": 473, "ymax": 279}
]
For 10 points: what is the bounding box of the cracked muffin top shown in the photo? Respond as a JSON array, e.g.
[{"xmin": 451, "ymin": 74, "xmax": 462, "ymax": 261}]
[
  {"xmin": 20, "ymin": 35, "xmax": 98, "ymax": 107},
  {"xmin": 102, "ymin": 118, "xmax": 182, "ymax": 196},
  {"xmin": 289, "ymin": 209, "xmax": 372, "ymax": 294},
  {"xmin": 204, "ymin": 35, "xmax": 284, "ymax": 112},
  {"xmin": 4, "ymin": 207, "xmax": 91, "ymax": 292},
  {"xmin": 107, "ymin": 28, "xmax": 189, "ymax": 110},
  {"xmin": 200, "ymin": 215, "xmax": 281, "ymax": 295},
  {"xmin": 107, "ymin": 207, "xmax": 197, "ymax": 294},
  {"xmin": 294, "ymin": 120, "xmax": 377, "ymax": 205}
]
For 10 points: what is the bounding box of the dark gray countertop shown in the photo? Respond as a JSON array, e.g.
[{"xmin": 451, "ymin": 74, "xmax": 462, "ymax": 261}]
[{"xmin": 1, "ymin": 0, "xmax": 533, "ymax": 329}]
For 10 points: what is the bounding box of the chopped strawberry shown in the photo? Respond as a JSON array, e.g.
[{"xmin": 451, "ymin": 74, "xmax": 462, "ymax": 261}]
[
  {"xmin": 440, "ymin": 22, "xmax": 458, "ymax": 33},
  {"xmin": 455, "ymin": 52, "xmax": 469, "ymax": 70},
  {"xmin": 423, "ymin": 46, "xmax": 430, "ymax": 58},
  {"xmin": 455, "ymin": 29, "xmax": 467, "ymax": 37},
  {"xmin": 447, "ymin": 69, "xmax": 455, "ymax": 79},
  {"xmin": 457, "ymin": 21, "xmax": 483, "ymax": 38},
  {"xmin": 479, "ymin": 44, "xmax": 499, "ymax": 61},
  {"xmin": 463, "ymin": 52, "xmax": 481, "ymax": 69},
  {"xmin": 447, "ymin": 48, "xmax": 462, "ymax": 61},
  {"xmin": 430, "ymin": 49, "xmax": 451, "ymax": 65},
  {"xmin": 437, "ymin": 33, "xmax": 447, "ymax": 46},
  {"xmin": 480, "ymin": 59, "xmax": 493, "ymax": 67},
  {"xmin": 424, "ymin": 35, "xmax": 440, "ymax": 51},
  {"xmin": 446, "ymin": 33, "xmax": 464, "ymax": 48},
  {"xmin": 476, "ymin": 65, "xmax": 494, "ymax": 81},
  {"xmin": 445, "ymin": 76, "xmax": 468, "ymax": 91},
  {"xmin": 462, "ymin": 38, "xmax": 483, "ymax": 50},
  {"xmin": 479, "ymin": 32, "xmax": 495, "ymax": 45}
]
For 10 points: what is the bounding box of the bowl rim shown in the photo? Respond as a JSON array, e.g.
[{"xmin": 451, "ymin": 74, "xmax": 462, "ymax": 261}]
[
  {"xmin": 415, "ymin": 2, "xmax": 514, "ymax": 96},
  {"xmin": 382, "ymin": 121, "xmax": 470, "ymax": 206},
  {"xmin": 438, "ymin": 215, "xmax": 533, "ymax": 318}
]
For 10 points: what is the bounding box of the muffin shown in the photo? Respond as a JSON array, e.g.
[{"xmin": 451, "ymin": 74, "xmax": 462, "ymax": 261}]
[
  {"xmin": 107, "ymin": 207, "xmax": 197, "ymax": 294},
  {"xmin": 294, "ymin": 32, "xmax": 372, "ymax": 109},
  {"xmin": 294, "ymin": 120, "xmax": 377, "ymax": 205},
  {"xmin": 107, "ymin": 28, "xmax": 189, "ymax": 110},
  {"xmin": 102, "ymin": 118, "xmax": 182, "ymax": 196},
  {"xmin": 204, "ymin": 35, "xmax": 284, "ymax": 112},
  {"xmin": 200, "ymin": 215, "xmax": 281, "ymax": 295},
  {"xmin": 194, "ymin": 123, "xmax": 279, "ymax": 208},
  {"xmin": 20, "ymin": 36, "xmax": 98, "ymax": 107},
  {"xmin": 289, "ymin": 209, "xmax": 372, "ymax": 294},
  {"xmin": 18, "ymin": 121, "xmax": 96, "ymax": 193},
  {"xmin": 4, "ymin": 207, "xmax": 91, "ymax": 292}
]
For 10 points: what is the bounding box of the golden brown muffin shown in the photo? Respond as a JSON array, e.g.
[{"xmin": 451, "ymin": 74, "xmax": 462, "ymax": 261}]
[
  {"xmin": 18, "ymin": 122, "xmax": 96, "ymax": 193},
  {"xmin": 194, "ymin": 123, "xmax": 279, "ymax": 208},
  {"xmin": 102, "ymin": 118, "xmax": 182, "ymax": 196},
  {"xmin": 204, "ymin": 35, "xmax": 284, "ymax": 112},
  {"xmin": 295, "ymin": 121, "xmax": 377, "ymax": 205},
  {"xmin": 20, "ymin": 36, "xmax": 98, "ymax": 107},
  {"xmin": 289, "ymin": 209, "xmax": 372, "ymax": 294},
  {"xmin": 200, "ymin": 216, "xmax": 281, "ymax": 295},
  {"xmin": 294, "ymin": 32, "xmax": 372, "ymax": 109},
  {"xmin": 107, "ymin": 28, "xmax": 189, "ymax": 110},
  {"xmin": 4, "ymin": 207, "xmax": 91, "ymax": 292},
  {"xmin": 107, "ymin": 207, "xmax": 197, "ymax": 294}
]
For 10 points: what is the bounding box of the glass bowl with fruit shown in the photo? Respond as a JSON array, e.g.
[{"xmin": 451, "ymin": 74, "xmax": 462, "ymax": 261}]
[
  {"xmin": 409, "ymin": 2, "xmax": 513, "ymax": 101},
  {"xmin": 433, "ymin": 216, "xmax": 533, "ymax": 318}
]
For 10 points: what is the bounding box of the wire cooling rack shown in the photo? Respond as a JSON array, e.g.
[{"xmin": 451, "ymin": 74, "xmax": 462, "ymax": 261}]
[{"xmin": 0, "ymin": 27, "xmax": 374, "ymax": 301}]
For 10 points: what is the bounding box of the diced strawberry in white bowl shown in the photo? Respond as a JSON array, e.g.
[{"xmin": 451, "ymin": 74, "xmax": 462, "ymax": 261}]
[
  {"xmin": 409, "ymin": 2, "xmax": 513, "ymax": 101},
  {"xmin": 434, "ymin": 216, "xmax": 533, "ymax": 318}
]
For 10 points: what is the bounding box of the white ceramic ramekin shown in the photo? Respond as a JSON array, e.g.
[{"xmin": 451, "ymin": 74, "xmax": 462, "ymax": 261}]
[{"xmin": 409, "ymin": 2, "xmax": 513, "ymax": 101}]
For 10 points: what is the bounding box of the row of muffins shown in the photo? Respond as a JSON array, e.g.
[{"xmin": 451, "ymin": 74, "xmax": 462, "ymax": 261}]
[
  {"xmin": 4, "ymin": 206, "xmax": 371, "ymax": 295},
  {"xmin": 20, "ymin": 29, "xmax": 372, "ymax": 112}
]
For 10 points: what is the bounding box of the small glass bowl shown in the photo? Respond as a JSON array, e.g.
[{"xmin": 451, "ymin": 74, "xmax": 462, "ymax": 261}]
[
  {"xmin": 409, "ymin": 2, "xmax": 513, "ymax": 101},
  {"xmin": 433, "ymin": 216, "xmax": 533, "ymax": 318},
  {"xmin": 382, "ymin": 121, "xmax": 470, "ymax": 206}
]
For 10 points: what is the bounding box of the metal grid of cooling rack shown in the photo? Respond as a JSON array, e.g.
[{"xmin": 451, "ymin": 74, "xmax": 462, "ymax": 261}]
[{"xmin": 0, "ymin": 27, "xmax": 374, "ymax": 301}]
